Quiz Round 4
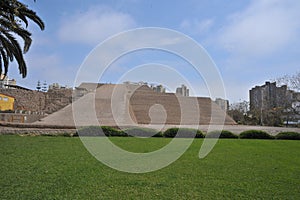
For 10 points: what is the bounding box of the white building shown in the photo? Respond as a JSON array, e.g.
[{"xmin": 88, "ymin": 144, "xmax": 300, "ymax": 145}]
[
  {"xmin": 48, "ymin": 83, "xmax": 69, "ymax": 90},
  {"xmin": 0, "ymin": 75, "xmax": 17, "ymax": 89},
  {"xmin": 176, "ymin": 84, "xmax": 189, "ymax": 97},
  {"xmin": 215, "ymin": 98, "xmax": 229, "ymax": 111}
]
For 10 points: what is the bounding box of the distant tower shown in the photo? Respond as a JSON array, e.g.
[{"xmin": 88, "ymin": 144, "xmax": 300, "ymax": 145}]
[
  {"xmin": 42, "ymin": 81, "xmax": 48, "ymax": 92},
  {"xmin": 36, "ymin": 80, "xmax": 41, "ymax": 91},
  {"xmin": 176, "ymin": 84, "xmax": 189, "ymax": 97},
  {"xmin": 215, "ymin": 98, "xmax": 229, "ymax": 111},
  {"xmin": 151, "ymin": 84, "xmax": 166, "ymax": 93}
]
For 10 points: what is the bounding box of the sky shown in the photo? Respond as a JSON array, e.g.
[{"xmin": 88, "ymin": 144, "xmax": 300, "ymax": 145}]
[{"xmin": 9, "ymin": 0, "xmax": 300, "ymax": 103}]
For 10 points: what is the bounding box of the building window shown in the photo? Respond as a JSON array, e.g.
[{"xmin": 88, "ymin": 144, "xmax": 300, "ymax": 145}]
[
  {"xmin": 3, "ymin": 97, "xmax": 8, "ymax": 101},
  {"xmin": 0, "ymin": 97, "xmax": 2, "ymax": 100}
]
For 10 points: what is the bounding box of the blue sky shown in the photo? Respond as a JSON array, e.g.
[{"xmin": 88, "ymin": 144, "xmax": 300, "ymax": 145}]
[{"xmin": 9, "ymin": 0, "xmax": 300, "ymax": 102}]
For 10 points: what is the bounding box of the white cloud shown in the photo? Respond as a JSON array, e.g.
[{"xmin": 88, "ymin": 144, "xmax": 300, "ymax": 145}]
[
  {"xmin": 219, "ymin": 0, "xmax": 300, "ymax": 57},
  {"xmin": 180, "ymin": 18, "xmax": 214, "ymax": 35},
  {"xmin": 58, "ymin": 6, "xmax": 136, "ymax": 45}
]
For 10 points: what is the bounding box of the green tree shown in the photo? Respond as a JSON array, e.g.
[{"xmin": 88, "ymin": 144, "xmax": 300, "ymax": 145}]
[
  {"xmin": 0, "ymin": 0, "xmax": 44, "ymax": 78},
  {"xmin": 228, "ymin": 101, "xmax": 251, "ymax": 124}
]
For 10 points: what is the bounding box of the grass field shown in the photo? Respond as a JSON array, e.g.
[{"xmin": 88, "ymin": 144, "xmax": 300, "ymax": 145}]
[{"xmin": 0, "ymin": 135, "xmax": 299, "ymax": 199}]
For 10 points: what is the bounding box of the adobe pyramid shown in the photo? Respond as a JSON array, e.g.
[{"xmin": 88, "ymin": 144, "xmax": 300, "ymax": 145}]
[{"xmin": 35, "ymin": 84, "xmax": 236, "ymax": 127}]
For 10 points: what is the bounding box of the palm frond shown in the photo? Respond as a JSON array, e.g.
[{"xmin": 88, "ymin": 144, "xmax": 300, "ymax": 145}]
[{"xmin": 0, "ymin": 0, "xmax": 44, "ymax": 78}]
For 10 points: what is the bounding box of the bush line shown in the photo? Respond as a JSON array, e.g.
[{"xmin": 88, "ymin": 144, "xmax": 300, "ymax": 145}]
[
  {"xmin": 25, "ymin": 126, "xmax": 300, "ymax": 140},
  {"xmin": 75, "ymin": 127, "xmax": 300, "ymax": 140}
]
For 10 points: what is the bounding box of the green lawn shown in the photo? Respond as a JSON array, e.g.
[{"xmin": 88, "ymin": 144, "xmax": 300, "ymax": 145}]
[{"xmin": 0, "ymin": 135, "xmax": 299, "ymax": 199}]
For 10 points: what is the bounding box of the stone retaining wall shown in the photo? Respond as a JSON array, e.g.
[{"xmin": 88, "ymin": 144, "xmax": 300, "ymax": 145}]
[
  {"xmin": 0, "ymin": 113, "xmax": 44, "ymax": 123},
  {"xmin": 45, "ymin": 89, "xmax": 73, "ymax": 114},
  {"xmin": 0, "ymin": 88, "xmax": 73, "ymax": 115},
  {"xmin": 0, "ymin": 89, "xmax": 45, "ymax": 111},
  {"xmin": 0, "ymin": 128, "xmax": 77, "ymax": 136}
]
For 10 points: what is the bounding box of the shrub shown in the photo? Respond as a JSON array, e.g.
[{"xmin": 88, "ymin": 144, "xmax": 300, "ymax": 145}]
[
  {"xmin": 77, "ymin": 126, "xmax": 126, "ymax": 137},
  {"xmin": 124, "ymin": 127, "xmax": 162, "ymax": 137},
  {"xmin": 195, "ymin": 130, "xmax": 205, "ymax": 138},
  {"xmin": 163, "ymin": 128, "xmax": 177, "ymax": 138},
  {"xmin": 72, "ymin": 132, "xmax": 79, "ymax": 137},
  {"xmin": 152, "ymin": 132, "xmax": 164, "ymax": 137},
  {"xmin": 206, "ymin": 130, "xmax": 238, "ymax": 139},
  {"xmin": 163, "ymin": 128, "xmax": 204, "ymax": 138},
  {"xmin": 102, "ymin": 126, "xmax": 127, "ymax": 137},
  {"xmin": 239, "ymin": 130, "xmax": 274, "ymax": 139},
  {"xmin": 77, "ymin": 126, "xmax": 101, "ymax": 136},
  {"xmin": 275, "ymin": 132, "xmax": 300, "ymax": 140},
  {"xmin": 62, "ymin": 132, "xmax": 78, "ymax": 137}
]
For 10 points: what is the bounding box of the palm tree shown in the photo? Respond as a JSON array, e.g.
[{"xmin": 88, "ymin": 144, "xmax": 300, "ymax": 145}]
[{"xmin": 0, "ymin": 0, "xmax": 44, "ymax": 79}]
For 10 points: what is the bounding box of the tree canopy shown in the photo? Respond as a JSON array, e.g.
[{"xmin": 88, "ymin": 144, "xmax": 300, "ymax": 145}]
[
  {"xmin": 274, "ymin": 72, "xmax": 300, "ymax": 92},
  {"xmin": 0, "ymin": 0, "xmax": 44, "ymax": 79}
]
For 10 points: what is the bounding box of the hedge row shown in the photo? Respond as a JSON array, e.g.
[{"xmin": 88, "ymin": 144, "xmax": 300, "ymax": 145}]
[
  {"xmin": 239, "ymin": 130, "xmax": 274, "ymax": 139},
  {"xmin": 206, "ymin": 130, "xmax": 238, "ymax": 139},
  {"xmin": 78, "ymin": 126, "xmax": 162, "ymax": 137},
  {"xmin": 77, "ymin": 126, "xmax": 127, "ymax": 137},
  {"xmin": 275, "ymin": 132, "xmax": 300, "ymax": 140},
  {"xmin": 76, "ymin": 126, "xmax": 300, "ymax": 140},
  {"xmin": 239, "ymin": 130, "xmax": 300, "ymax": 140},
  {"xmin": 163, "ymin": 128, "xmax": 204, "ymax": 138}
]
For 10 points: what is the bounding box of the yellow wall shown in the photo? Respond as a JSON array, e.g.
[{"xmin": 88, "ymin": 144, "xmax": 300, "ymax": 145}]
[{"xmin": 0, "ymin": 94, "xmax": 15, "ymax": 111}]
